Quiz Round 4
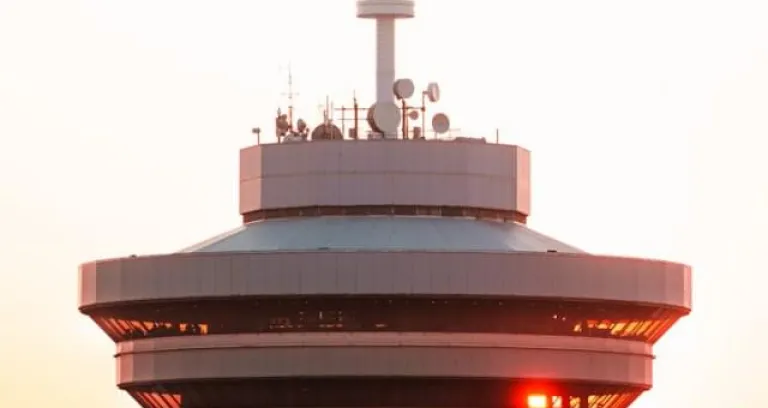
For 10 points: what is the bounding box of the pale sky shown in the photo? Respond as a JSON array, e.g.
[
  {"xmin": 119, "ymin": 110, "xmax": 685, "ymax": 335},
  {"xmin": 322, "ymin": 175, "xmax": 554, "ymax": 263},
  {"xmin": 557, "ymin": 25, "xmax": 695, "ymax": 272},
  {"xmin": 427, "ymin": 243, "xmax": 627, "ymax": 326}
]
[{"xmin": 1, "ymin": 0, "xmax": 767, "ymax": 406}]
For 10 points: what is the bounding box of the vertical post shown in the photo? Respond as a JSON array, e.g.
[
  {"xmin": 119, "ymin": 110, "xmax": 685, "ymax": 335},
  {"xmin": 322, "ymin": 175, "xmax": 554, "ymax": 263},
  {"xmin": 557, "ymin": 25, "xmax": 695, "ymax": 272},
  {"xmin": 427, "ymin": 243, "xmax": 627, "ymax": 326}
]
[
  {"xmin": 421, "ymin": 92, "xmax": 427, "ymax": 138},
  {"xmin": 252, "ymin": 128, "xmax": 261, "ymax": 145},
  {"xmin": 287, "ymin": 64, "xmax": 294, "ymax": 129},
  {"xmin": 340, "ymin": 106, "xmax": 346, "ymax": 138},
  {"xmin": 401, "ymin": 100, "xmax": 408, "ymax": 139},
  {"xmin": 353, "ymin": 94, "xmax": 359, "ymax": 139},
  {"xmin": 496, "ymin": 128, "xmax": 500, "ymax": 144}
]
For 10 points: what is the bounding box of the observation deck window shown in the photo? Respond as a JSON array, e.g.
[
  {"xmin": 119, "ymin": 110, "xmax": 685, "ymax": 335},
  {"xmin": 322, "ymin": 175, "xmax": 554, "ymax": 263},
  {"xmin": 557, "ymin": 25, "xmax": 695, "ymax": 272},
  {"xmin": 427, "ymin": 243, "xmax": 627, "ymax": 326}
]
[{"xmin": 89, "ymin": 297, "xmax": 683, "ymax": 344}]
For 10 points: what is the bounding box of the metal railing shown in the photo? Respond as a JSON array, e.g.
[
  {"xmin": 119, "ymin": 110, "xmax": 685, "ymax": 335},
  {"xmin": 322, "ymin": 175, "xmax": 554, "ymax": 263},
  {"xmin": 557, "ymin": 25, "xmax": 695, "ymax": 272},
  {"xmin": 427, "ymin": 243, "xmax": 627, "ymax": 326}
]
[{"xmin": 252, "ymin": 127, "xmax": 505, "ymax": 145}]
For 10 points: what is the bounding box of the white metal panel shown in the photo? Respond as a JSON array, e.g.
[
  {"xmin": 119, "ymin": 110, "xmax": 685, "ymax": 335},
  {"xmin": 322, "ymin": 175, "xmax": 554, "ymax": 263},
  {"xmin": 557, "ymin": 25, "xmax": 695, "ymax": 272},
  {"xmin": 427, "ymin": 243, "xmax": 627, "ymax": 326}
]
[
  {"xmin": 79, "ymin": 252, "xmax": 692, "ymax": 309},
  {"xmin": 356, "ymin": 0, "xmax": 415, "ymax": 18},
  {"xmin": 117, "ymin": 333, "xmax": 652, "ymax": 357},
  {"xmin": 238, "ymin": 140, "xmax": 531, "ymax": 215},
  {"xmin": 116, "ymin": 343, "xmax": 652, "ymax": 388}
]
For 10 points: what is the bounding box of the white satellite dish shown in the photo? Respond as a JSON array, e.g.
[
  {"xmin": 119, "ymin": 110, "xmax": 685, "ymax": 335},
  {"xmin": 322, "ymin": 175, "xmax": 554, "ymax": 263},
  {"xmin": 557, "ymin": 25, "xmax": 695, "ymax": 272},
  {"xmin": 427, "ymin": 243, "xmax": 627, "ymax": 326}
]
[
  {"xmin": 431, "ymin": 113, "xmax": 450, "ymax": 134},
  {"xmin": 408, "ymin": 110, "xmax": 419, "ymax": 120},
  {"xmin": 393, "ymin": 78, "xmax": 415, "ymax": 99},
  {"xmin": 367, "ymin": 101, "xmax": 401, "ymax": 136},
  {"xmin": 425, "ymin": 82, "xmax": 441, "ymax": 103}
]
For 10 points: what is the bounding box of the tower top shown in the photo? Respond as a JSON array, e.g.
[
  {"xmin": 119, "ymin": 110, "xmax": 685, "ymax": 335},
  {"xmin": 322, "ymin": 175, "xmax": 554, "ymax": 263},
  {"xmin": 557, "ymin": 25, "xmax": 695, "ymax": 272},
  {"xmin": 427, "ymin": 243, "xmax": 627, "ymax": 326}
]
[
  {"xmin": 357, "ymin": 0, "xmax": 415, "ymax": 135},
  {"xmin": 356, "ymin": 0, "xmax": 415, "ymax": 19}
]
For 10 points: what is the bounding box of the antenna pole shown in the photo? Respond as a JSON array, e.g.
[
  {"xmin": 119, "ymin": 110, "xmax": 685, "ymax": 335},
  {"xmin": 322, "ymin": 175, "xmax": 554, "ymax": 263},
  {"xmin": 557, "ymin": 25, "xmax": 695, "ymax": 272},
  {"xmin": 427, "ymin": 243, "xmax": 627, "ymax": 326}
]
[
  {"xmin": 353, "ymin": 91, "xmax": 359, "ymax": 139},
  {"xmin": 421, "ymin": 91, "xmax": 427, "ymax": 138},
  {"xmin": 340, "ymin": 105, "xmax": 346, "ymax": 138},
  {"xmin": 281, "ymin": 63, "xmax": 299, "ymax": 130},
  {"xmin": 401, "ymin": 100, "xmax": 408, "ymax": 139},
  {"xmin": 287, "ymin": 64, "xmax": 294, "ymax": 128}
]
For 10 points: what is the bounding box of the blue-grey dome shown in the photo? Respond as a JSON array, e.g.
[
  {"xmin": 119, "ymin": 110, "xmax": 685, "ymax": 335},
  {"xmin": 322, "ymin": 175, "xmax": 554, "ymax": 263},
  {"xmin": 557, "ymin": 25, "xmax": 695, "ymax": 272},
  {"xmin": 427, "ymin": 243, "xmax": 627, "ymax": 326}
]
[{"xmin": 180, "ymin": 216, "xmax": 584, "ymax": 253}]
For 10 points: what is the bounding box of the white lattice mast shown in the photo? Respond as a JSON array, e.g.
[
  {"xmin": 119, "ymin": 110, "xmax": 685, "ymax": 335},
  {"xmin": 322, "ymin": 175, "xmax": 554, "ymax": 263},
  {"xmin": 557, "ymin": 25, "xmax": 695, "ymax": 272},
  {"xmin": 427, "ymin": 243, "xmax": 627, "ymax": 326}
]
[{"xmin": 356, "ymin": 0, "xmax": 415, "ymax": 105}]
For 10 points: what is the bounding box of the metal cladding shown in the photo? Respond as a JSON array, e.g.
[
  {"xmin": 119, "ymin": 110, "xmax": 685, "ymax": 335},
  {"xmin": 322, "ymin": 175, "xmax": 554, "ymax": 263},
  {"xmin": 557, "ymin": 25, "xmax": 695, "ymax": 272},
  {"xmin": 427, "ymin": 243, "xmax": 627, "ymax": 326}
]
[
  {"xmin": 238, "ymin": 140, "xmax": 532, "ymax": 220},
  {"xmin": 356, "ymin": 0, "xmax": 415, "ymax": 18},
  {"xmin": 78, "ymin": 2, "xmax": 690, "ymax": 408}
]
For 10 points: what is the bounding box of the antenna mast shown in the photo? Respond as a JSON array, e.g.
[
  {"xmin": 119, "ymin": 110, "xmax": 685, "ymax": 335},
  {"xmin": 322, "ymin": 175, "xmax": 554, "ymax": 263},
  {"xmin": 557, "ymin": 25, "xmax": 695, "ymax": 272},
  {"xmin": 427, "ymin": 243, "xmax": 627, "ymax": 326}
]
[{"xmin": 282, "ymin": 63, "xmax": 298, "ymax": 128}]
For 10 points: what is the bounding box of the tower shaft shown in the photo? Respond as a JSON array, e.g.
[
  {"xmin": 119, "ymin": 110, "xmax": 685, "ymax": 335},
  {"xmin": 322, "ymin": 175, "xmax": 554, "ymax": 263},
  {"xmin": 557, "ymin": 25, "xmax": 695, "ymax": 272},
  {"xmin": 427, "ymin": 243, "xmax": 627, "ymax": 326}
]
[
  {"xmin": 375, "ymin": 17, "xmax": 396, "ymax": 104},
  {"xmin": 356, "ymin": 0, "xmax": 415, "ymax": 103}
]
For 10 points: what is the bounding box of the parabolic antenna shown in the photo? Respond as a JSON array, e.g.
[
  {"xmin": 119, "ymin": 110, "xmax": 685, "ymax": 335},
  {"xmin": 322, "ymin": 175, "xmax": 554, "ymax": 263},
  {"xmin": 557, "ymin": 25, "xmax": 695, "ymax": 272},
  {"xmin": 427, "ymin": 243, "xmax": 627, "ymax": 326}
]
[
  {"xmin": 296, "ymin": 119, "xmax": 307, "ymax": 132},
  {"xmin": 311, "ymin": 123, "xmax": 343, "ymax": 140},
  {"xmin": 431, "ymin": 113, "xmax": 450, "ymax": 134},
  {"xmin": 367, "ymin": 101, "xmax": 401, "ymax": 136},
  {"xmin": 408, "ymin": 110, "xmax": 419, "ymax": 120},
  {"xmin": 425, "ymin": 82, "xmax": 441, "ymax": 103},
  {"xmin": 393, "ymin": 78, "xmax": 415, "ymax": 99},
  {"xmin": 276, "ymin": 114, "xmax": 290, "ymax": 132}
]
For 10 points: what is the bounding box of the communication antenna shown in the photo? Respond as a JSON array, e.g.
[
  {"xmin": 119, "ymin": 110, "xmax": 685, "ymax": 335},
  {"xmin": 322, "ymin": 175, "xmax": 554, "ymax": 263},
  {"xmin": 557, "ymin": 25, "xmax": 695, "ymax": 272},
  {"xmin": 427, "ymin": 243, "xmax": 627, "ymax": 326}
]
[
  {"xmin": 393, "ymin": 78, "xmax": 415, "ymax": 100},
  {"xmin": 367, "ymin": 101, "xmax": 401, "ymax": 137},
  {"xmin": 334, "ymin": 91, "xmax": 369, "ymax": 140},
  {"xmin": 425, "ymin": 82, "xmax": 441, "ymax": 103},
  {"xmin": 318, "ymin": 95, "xmax": 333, "ymax": 125},
  {"xmin": 280, "ymin": 63, "xmax": 299, "ymax": 128},
  {"xmin": 389, "ymin": 78, "xmax": 450, "ymax": 139},
  {"xmin": 394, "ymin": 78, "xmax": 416, "ymax": 138},
  {"xmin": 431, "ymin": 113, "xmax": 450, "ymax": 135},
  {"xmin": 420, "ymin": 82, "xmax": 441, "ymax": 135}
]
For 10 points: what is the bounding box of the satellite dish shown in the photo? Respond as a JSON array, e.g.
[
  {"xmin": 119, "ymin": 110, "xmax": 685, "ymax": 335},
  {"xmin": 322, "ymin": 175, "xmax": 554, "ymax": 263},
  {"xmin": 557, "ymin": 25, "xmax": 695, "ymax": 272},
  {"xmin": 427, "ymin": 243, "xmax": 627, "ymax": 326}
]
[
  {"xmin": 276, "ymin": 114, "xmax": 290, "ymax": 131},
  {"xmin": 367, "ymin": 102, "xmax": 401, "ymax": 136},
  {"xmin": 425, "ymin": 82, "xmax": 441, "ymax": 103},
  {"xmin": 311, "ymin": 123, "xmax": 343, "ymax": 140},
  {"xmin": 431, "ymin": 113, "xmax": 450, "ymax": 134},
  {"xmin": 296, "ymin": 119, "xmax": 307, "ymax": 132},
  {"xmin": 408, "ymin": 110, "xmax": 419, "ymax": 120},
  {"xmin": 393, "ymin": 78, "xmax": 415, "ymax": 99}
]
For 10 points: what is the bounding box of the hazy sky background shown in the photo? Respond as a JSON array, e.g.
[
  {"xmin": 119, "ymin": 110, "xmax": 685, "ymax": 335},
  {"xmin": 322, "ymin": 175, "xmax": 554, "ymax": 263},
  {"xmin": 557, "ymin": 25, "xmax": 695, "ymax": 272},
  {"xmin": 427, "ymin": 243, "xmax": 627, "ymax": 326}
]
[{"xmin": 1, "ymin": 0, "xmax": 767, "ymax": 406}]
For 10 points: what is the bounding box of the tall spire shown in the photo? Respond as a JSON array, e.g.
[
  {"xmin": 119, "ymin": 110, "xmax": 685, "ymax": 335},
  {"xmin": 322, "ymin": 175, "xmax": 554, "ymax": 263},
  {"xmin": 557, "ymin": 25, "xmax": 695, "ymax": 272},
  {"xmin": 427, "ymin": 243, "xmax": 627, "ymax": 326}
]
[{"xmin": 356, "ymin": 0, "xmax": 415, "ymax": 105}]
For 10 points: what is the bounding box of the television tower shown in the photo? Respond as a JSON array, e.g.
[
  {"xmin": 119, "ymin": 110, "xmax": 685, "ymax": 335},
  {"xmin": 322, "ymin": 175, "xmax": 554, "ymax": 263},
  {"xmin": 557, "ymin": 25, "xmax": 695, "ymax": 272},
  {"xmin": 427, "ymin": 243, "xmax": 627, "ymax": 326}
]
[{"xmin": 77, "ymin": 1, "xmax": 691, "ymax": 407}]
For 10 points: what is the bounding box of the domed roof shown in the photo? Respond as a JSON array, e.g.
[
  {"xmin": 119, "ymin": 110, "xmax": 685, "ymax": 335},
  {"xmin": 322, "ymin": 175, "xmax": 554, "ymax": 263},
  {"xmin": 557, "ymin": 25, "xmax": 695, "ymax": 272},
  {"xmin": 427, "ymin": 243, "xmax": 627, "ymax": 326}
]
[
  {"xmin": 311, "ymin": 123, "xmax": 343, "ymax": 140},
  {"xmin": 180, "ymin": 216, "xmax": 584, "ymax": 254}
]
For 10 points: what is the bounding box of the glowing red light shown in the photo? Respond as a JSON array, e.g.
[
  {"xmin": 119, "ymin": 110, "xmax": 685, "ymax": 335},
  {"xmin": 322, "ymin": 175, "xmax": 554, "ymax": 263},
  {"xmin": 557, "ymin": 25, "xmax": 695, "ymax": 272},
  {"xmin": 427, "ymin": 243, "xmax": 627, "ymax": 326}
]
[{"xmin": 527, "ymin": 394, "xmax": 548, "ymax": 408}]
